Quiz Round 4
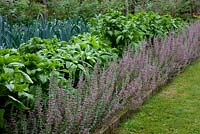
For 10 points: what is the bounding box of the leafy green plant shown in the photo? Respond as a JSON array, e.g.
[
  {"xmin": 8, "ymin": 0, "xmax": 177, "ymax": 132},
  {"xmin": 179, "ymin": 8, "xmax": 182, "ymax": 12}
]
[
  {"xmin": 90, "ymin": 10, "xmax": 142, "ymax": 52},
  {"xmin": 19, "ymin": 35, "xmax": 117, "ymax": 82},
  {"xmin": 90, "ymin": 10, "xmax": 185, "ymax": 53},
  {"xmin": 0, "ymin": 49, "xmax": 33, "ymax": 128},
  {"xmin": 129, "ymin": 11, "xmax": 185, "ymax": 40}
]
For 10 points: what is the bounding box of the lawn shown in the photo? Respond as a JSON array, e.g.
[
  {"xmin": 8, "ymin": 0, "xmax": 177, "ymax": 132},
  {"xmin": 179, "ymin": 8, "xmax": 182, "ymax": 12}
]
[{"xmin": 117, "ymin": 59, "xmax": 200, "ymax": 134}]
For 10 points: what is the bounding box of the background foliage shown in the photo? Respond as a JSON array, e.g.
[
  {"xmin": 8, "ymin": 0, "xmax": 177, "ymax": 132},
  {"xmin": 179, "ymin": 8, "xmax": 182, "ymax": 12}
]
[
  {"xmin": 0, "ymin": 0, "xmax": 125, "ymax": 22},
  {"xmin": 1, "ymin": 0, "xmax": 199, "ymax": 23},
  {"xmin": 136, "ymin": 0, "xmax": 200, "ymax": 21},
  {"xmin": 0, "ymin": 0, "xmax": 46, "ymax": 23}
]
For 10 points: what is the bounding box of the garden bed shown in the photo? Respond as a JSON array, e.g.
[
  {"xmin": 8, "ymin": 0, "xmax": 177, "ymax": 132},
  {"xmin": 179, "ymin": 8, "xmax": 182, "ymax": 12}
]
[{"xmin": 1, "ymin": 11, "xmax": 200, "ymax": 134}]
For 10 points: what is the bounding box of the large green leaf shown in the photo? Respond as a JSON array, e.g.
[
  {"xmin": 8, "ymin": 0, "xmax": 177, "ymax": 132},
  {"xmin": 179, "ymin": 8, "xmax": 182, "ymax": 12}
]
[
  {"xmin": 6, "ymin": 95, "xmax": 29, "ymax": 110},
  {"xmin": 18, "ymin": 70, "xmax": 33, "ymax": 84},
  {"xmin": 38, "ymin": 74, "xmax": 49, "ymax": 84},
  {"xmin": 77, "ymin": 64, "xmax": 88, "ymax": 75},
  {"xmin": 5, "ymin": 84, "xmax": 14, "ymax": 92},
  {"xmin": 18, "ymin": 92, "xmax": 34, "ymax": 101},
  {"xmin": 8, "ymin": 62, "xmax": 24, "ymax": 67}
]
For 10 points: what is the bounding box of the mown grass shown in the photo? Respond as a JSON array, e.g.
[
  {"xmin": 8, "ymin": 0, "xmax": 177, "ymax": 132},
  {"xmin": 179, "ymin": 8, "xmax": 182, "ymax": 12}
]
[{"xmin": 117, "ymin": 59, "xmax": 200, "ymax": 134}]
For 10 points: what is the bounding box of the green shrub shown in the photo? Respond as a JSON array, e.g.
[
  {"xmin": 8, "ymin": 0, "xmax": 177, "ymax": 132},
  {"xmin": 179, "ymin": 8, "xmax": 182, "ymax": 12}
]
[
  {"xmin": 129, "ymin": 11, "xmax": 185, "ymax": 39},
  {"xmin": 90, "ymin": 10, "xmax": 142, "ymax": 53}
]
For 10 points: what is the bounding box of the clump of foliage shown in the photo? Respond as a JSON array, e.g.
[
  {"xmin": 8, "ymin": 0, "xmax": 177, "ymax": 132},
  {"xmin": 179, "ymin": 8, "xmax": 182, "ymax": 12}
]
[
  {"xmin": 90, "ymin": 10, "xmax": 142, "ymax": 52},
  {"xmin": 0, "ymin": 49, "xmax": 35, "ymax": 128},
  {"xmin": 91, "ymin": 10, "xmax": 185, "ymax": 52},
  {"xmin": 0, "ymin": 15, "xmax": 89, "ymax": 49},
  {"xmin": 19, "ymin": 36, "xmax": 117, "ymax": 85},
  {"xmin": 129, "ymin": 11, "xmax": 185, "ymax": 43},
  {"xmin": 0, "ymin": 47, "xmax": 60, "ymax": 128}
]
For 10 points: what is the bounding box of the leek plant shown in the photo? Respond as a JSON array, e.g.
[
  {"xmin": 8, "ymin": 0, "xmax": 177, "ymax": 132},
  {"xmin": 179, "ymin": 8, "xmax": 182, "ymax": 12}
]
[{"xmin": 0, "ymin": 15, "xmax": 90, "ymax": 49}]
